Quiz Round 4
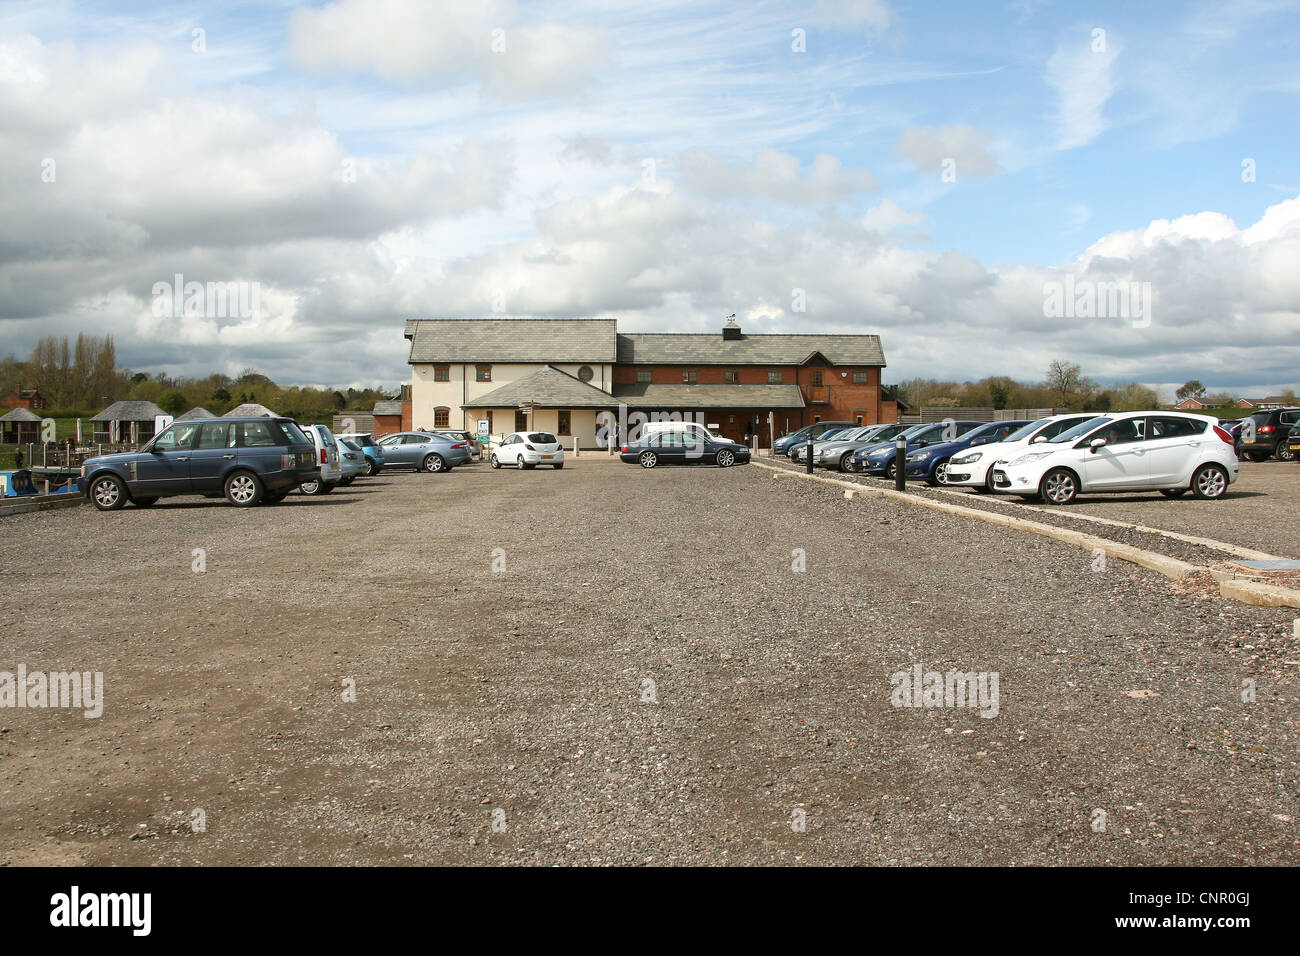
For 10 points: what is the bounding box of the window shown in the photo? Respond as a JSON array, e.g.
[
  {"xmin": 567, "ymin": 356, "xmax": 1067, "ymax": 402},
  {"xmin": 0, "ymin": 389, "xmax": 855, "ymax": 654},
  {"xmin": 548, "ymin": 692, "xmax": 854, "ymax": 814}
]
[
  {"xmin": 239, "ymin": 422, "xmax": 279, "ymax": 447},
  {"xmin": 558, "ymin": 410, "xmax": 571, "ymax": 435},
  {"xmin": 198, "ymin": 422, "xmax": 234, "ymax": 449},
  {"xmin": 1093, "ymin": 419, "xmax": 1146, "ymax": 446},
  {"xmin": 434, "ymin": 407, "xmax": 450, "ymax": 429},
  {"xmin": 578, "ymin": 366, "xmax": 593, "ymax": 382},
  {"xmin": 434, "ymin": 366, "xmax": 450, "ymax": 382},
  {"xmin": 682, "ymin": 368, "xmax": 697, "ymax": 383},
  {"xmin": 1149, "ymin": 416, "xmax": 1203, "ymax": 439},
  {"xmin": 768, "ymin": 370, "xmax": 783, "ymax": 384},
  {"xmin": 812, "ymin": 370, "xmax": 823, "ymax": 387},
  {"xmin": 853, "ymin": 371, "xmax": 868, "ymax": 384},
  {"xmin": 725, "ymin": 370, "xmax": 739, "ymax": 383},
  {"xmin": 377, "ymin": 434, "xmax": 402, "ymax": 447},
  {"xmin": 151, "ymin": 423, "xmax": 199, "ymax": 451},
  {"xmin": 476, "ymin": 366, "xmax": 492, "ymax": 382},
  {"xmin": 515, "ymin": 410, "xmax": 528, "ymax": 431},
  {"xmin": 637, "ymin": 370, "xmax": 652, "ymax": 383},
  {"xmin": 528, "ymin": 433, "xmax": 558, "ymax": 444}
]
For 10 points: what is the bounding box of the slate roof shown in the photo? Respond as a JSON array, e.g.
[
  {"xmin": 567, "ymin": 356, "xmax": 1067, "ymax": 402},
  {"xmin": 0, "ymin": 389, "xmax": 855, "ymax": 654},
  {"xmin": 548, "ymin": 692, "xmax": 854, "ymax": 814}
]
[
  {"xmin": 612, "ymin": 383, "xmax": 806, "ymax": 409},
  {"xmin": 0, "ymin": 406, "xmax": 42, "ymax": 422},
  {"xmin": 406, "ymin": 318, "xmax": 618, "ymax": 364},
  {"xmin": 176, "ymin": 406, "xmax": 217, "ymax": 420},
  {"xmin": 462, "ymin": 366, "xmax": 618, "ymax": 408},
  {"xmin": 616, "ymin": 333, "xmax": 885, "ymax": 367},
  {"xmin": 91, "ymin": 400, "xmax": 168, "ymax": 422},
  {"xmin": 223, "ymin": 402, "xmax": 278, "ymax": 418},
  {"xmin": 373, "ymin": 400, "xmax": 404, "ymax": 416}
]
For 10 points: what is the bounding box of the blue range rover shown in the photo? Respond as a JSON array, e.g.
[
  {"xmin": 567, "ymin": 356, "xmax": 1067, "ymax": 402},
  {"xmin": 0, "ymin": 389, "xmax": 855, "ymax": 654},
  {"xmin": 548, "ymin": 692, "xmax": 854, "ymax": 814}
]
[{"xmin": 82, "ymin": 417, "xmax": 319, "ymax": 510}]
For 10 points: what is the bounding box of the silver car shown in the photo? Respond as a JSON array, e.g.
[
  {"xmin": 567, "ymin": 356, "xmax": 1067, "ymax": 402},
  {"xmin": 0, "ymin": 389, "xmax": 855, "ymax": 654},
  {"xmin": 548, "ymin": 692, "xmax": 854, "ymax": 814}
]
[
  {"xmin": 336, "ymin": 438, "xmax": 365, "ymax": 484},
  {"xmin": 817, "ymin": 423, "xmax": 911, "ymax": 471},
  {"xmin": 790, "ymin": 426, "xmax": 867, "ymax": 464},
  {"xmin": 375, "ymin": 431, "xmax": 472, "ymax": 473}
]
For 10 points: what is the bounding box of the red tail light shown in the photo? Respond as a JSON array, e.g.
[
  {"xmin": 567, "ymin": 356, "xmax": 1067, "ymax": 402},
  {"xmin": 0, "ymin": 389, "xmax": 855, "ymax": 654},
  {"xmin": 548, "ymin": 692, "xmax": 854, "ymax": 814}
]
[
  {"xmin": 1213, "ymin": 425, "xmax": 1234, "ymax": 445},
  {"xmin": 320, "ymin": 448, "xmax": 327, "ymax": 463},
  {"xmin": 525, "ymin": 443, "xmax": 535, "ymax": 450},
  {"xmin": 1259, "ymin": 425, "xmax": 1274, "ymax": 433},
  {"xmin": 451, "ymin": 442, "xmax": 466, "ymax": 449},
  {"xmin": 621, "ymin": 444, "xmax": 628, "ymax": 453}
]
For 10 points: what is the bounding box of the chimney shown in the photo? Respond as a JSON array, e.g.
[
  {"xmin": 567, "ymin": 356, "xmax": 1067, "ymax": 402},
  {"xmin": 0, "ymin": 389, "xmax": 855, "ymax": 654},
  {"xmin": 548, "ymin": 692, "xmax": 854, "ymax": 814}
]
[{"xmin": 722, "ymin": 317, "xmax": 742, "ymax": 341}]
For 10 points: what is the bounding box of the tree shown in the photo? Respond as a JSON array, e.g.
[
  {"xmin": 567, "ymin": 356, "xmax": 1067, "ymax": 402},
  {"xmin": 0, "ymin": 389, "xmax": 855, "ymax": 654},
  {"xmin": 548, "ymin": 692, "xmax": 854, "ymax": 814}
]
[
  {"xmin": 160, "ymin": 390, "xmax": 188, "ymax": 415},
  {"xmin": 1046, "ymin": 360, "xmax": 1093, "ymax": 409},
  {"xmin": 1176, "ymin": 380, "xmax": 1206, "ymax": 402}
]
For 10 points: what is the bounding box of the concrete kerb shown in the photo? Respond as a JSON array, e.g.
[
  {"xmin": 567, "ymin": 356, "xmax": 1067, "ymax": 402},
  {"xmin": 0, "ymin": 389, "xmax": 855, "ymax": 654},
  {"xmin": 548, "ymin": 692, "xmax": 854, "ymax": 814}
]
[
  {"xmin": 755, "ymin": 461, "xmax": 1300, "ymax": 609},
  {"xmin": 0, "ymin": 495, "xmax": 84, "ymax": 518}
]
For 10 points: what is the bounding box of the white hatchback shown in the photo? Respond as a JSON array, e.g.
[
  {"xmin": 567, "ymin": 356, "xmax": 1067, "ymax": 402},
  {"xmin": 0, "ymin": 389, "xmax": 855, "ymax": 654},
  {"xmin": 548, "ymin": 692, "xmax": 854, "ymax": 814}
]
[
  {"xmin": 946, "ymin": 414, "xmax": 1095, "ymax": 492},
  {"xmin": 991, "ymin": 412, "xmax": 1239, "ymax": 504},
  {"xmin": 490, "ymin": 431, "xmax": 565, "ymax": 470}
]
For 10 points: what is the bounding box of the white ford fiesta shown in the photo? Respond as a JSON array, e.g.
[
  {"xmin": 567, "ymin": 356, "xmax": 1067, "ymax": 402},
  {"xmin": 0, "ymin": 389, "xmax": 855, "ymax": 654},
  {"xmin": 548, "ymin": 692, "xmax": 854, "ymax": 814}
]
[
  {"xmin": 490, "ymin": 431, "xmax": 565, "ymax": 470},
  {"xmin": 990, "ymin": 411, "xmax": 1239, "ymax": 505},
  {"xmin": 946, "ymin": 413, "xmax": 1096, "ymax": 492}
]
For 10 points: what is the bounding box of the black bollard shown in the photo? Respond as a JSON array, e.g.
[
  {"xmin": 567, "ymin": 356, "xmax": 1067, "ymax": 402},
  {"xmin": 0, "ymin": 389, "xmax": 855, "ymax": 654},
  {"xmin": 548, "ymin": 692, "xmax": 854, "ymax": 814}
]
[
  {"xmin": 894, "ymin": 437, "xmax": 906, "ymax": 491},
  {"xmin": 805, "ymin": 435, "xmax": 814, "ymax": 474}
]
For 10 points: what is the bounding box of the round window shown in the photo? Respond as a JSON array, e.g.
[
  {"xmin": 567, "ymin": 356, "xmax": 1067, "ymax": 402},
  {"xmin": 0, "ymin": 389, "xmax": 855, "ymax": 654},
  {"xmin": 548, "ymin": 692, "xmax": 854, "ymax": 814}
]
[{"xmin": 578, "ymin": 366, "xmax": 593, "ymax": 382}]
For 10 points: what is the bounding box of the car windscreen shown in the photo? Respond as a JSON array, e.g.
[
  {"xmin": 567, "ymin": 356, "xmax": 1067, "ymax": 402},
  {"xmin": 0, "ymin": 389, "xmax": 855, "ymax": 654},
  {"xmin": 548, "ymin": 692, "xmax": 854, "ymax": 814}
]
[
  {"xmin": 527, "ymin": 433, "xmax": 558, "ymax": 444},
  {"xmin": 1048, "ymin": 416, "xmax": 1111, "ymax": 443},
  {"xmin": 1004, "ymin": 418, "xmax": 1052, "ymax": 442},
  {"xmin": 281, "ymin": 422, "xmax": 310, "ymax": 444}
]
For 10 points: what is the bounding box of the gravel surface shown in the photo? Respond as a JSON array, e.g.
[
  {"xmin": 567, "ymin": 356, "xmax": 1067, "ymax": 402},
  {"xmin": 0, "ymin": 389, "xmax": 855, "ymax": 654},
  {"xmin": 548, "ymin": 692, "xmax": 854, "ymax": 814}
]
[{"xmin": 1, "ymin": 457, "xmax": 1297, "ymax": 866}]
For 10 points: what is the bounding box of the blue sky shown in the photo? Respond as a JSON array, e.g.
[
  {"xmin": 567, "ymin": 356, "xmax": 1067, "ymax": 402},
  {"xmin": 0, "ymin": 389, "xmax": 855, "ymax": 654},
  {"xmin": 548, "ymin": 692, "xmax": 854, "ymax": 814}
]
[{"xmin": 1, "ymin": 0, "xmax": 1298, "ymax": 396}]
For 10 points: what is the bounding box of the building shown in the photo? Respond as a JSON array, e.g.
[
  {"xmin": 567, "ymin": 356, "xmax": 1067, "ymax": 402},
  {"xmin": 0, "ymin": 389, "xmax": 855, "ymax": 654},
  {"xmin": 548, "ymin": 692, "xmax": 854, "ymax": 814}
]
[
  {"xmin": 223, "ymin": 402, "xmax": 278, "ymax": 418},
  {"xmin": 2, "ymin": 388, "xmax": 46, "ymax": 411},
  {"xmin": 1173, "ymin": 397, "xmax": 1210, "ymax": 410},
  {"xmin": 176, "ymin": 406, "xmax": 217, "ymax": 420},
  {"xmin": 0, "ymin": 407, "xmax": 43, "ymax": 445},
  {"xmin": 404, "ymin": 317, "xmax": 898, "ymax": 447},
  {"xmin": 90, "ymin": 400, "xmax": 169, "ymax": 444}
]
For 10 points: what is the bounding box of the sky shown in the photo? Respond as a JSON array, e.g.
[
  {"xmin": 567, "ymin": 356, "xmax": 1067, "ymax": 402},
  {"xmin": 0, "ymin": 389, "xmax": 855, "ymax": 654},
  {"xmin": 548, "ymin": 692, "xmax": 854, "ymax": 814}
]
[{"xmin": 1, "ymin": 0, "xmax": 1298, "ymax": 399}]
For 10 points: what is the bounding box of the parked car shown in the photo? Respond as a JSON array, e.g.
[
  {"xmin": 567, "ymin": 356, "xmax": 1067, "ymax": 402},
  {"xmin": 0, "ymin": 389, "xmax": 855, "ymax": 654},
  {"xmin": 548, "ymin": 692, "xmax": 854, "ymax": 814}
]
[
  {"xmin": 299, "ymin": 424, "xmax": 343, "ymax": 495},
  {"xmin": 904, "ymin": 420, "xmax": 1033, "ymax": 486},
  {"xmin": 1237, "ymin": 407, "xmax": 1300, "ymax": 461},
  {"xmin": 490, "ymin": 432, "xmax": 565, "ymax": 469},
  {"xmin": 790, "ymin": 426, "xmax": 862, "ymax": 464},
  {"xmin": 637, "ymin": 420, "xmax": 723, "ymax": 445},
  {"xmin": 375, "ymin": 431, "xmax": 471, "ymax": 472},
  {"xmin": 620, "ymin": 428, "xmax": 751, "ymax": 468},
  {"xmin": 946, "ymin": 414, "xmax": 1095, "ymax": 492},
  {"xmin": 337, "ymin": 433, "xmax": 384, "ymax": 475},
  {"xmin": 336, "ymin": 438, "xmax": 365, "ymax": 485},
  {"xmin": 829, "ymin": 423, "xmax": 911, "ymax": 471},
  {"xmin": 990, "ymin": 412, "xmax": 1238, "ymax": 504},
  {"xmin": 82, "ymin": 417, "xmax": 319, "ymax": 510},
  {"xmin": 773, "ymin": 421, "xmax": 856, "ymax": 458},
  {"xmin": 854, "ymin": 421, "xmax": 985, "ymax": 479},
  {"xmin": 1288, "ymin": 422, "xmax": 1300, "ymax": 460},
  {"xmin": 434, "ymin": 429, "xmax": 482, "ymax": 458}
]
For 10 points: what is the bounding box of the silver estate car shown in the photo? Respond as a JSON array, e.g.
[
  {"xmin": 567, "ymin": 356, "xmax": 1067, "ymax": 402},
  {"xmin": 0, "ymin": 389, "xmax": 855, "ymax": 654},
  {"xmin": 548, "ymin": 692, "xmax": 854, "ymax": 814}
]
[{"xmin": 375, "ymin": 431, "xmax": 472, "ymax": 473}]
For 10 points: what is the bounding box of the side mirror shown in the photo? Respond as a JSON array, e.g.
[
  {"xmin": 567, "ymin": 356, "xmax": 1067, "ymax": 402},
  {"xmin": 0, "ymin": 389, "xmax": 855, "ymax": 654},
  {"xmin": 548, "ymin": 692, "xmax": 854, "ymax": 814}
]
[
  {"xmin": 1089, "ymin": 438, "xmax": 1107, "ymax": 453},
  {"xmin": 150, "ymin": 444, "xmax": 166, "ymax": 454},
  {"xmin": 1030, "ymin": 435, "xmax": 1046, "ymax": 443}
]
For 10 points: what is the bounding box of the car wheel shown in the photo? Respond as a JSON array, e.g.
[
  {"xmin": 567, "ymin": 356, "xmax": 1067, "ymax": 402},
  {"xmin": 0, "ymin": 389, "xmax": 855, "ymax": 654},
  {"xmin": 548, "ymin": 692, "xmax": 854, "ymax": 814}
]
[
  {"xmin": 423, "ymin": 454, "xmax": 446, "ymax": 473},
  {"xmin": 553, "ymin": 463, "xmax": 563, "ymax": 469},
  {"xmin": 517, "ymin": 456, "xmax": 527, "ymax": 470},
  {"xmin": 89, "ymin": 474, "xmax": 126, "ymax": 511},
  {"xmin": 490, "ymin": 454, "xmax": 501, "ymax": 469},
  {"xmin": 928, "ymin": 458, "xmax": 950, "ymax": 486},
  {"xmin": 639, "ymin": 451, "xmax": 658, "ymax": 469},
  {"xmin": 362, "ymin": 460, "xmax": 376, "ymax": 477},
  {"xmin": 1191, "ymin": 463, "xmax": 1229, "ymax": 500},
  {"xmin": 224, "ymin": 470, "xmax": 263, "ymax": 507},
  {"xmin": 132, "ymin": 496, "xmax": 158, "ymax": 508},
  {"xmin": 884, "ymin": 460, "xmax": 897, "ymax": 481},
  {"xmin": 1159, "ymin": 488, "xmax": 1188, "ymax": 498},
  {"xmin": 716, "ymin": 449, "xmax": 736, "ymax": 467},
  {"xmin": 1039, "ymin": 468, "xmax": 1078, "ymax": 505},
  {"xmin": 299, "ymin": 479, "xmax": 320, "ymax": 495},
  {"xmin": 839, "ymin": 451, "xmax": 855, "ymax": 472},
  {"xmin": 1277, "ymin": 442, "xmax": 1296, "ymax": 462}
]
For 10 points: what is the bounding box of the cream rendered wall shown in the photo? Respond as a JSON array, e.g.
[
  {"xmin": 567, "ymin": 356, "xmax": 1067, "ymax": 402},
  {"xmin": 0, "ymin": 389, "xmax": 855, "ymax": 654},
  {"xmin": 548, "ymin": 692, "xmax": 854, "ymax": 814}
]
[
  {"xmin": 409, "ymin": 362, "xmax": 613, "ymax": 431},
  {"xmin": 473, "ymin": 407, "xmax": 608, "ymax": 449}
]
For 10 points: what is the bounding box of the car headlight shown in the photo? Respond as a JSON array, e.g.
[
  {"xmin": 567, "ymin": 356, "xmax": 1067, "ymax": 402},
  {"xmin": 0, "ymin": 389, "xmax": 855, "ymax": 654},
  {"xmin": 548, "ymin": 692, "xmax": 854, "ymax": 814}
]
[
  {"xmin": 951, "ymin": 452, "xmax": 982, "ymax": 465},
  {"xmin": 906, "ymin": 451, "xmax": 931, "ymax": 462},
  {"xmin": 1009, "ymin": 451, "xmax": 1054, "ymax": 465}
]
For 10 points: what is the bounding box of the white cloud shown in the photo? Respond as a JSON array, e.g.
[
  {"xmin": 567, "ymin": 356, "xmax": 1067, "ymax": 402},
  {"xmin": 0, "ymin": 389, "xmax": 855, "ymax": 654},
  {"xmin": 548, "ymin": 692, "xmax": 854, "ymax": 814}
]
[
  {"xmin": 289, "ymin": 0, "xmax": 611, "ymax": 98},
  {"xmin": 678, "ymin": 148, "xmax": 877, "ymax": 203},
  {"xmin": 895, "ymin": 124, "xmax": 1000, "ymax": 177},
  {"xmin": 861, "ymin": 199, "xmax": 925, "ymax": 232},
  {"xmin": 813, "ymin": 0, "xmax": 893, "ymax": 31},
  {"xmin": 1046, "ymin": 34, "xmax": 1118, "ymax": 149}
]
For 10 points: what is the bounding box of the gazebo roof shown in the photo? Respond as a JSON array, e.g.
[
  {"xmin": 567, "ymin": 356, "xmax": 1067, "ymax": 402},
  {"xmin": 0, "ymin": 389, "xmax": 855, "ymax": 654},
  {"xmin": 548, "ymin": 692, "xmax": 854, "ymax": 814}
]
[
  {"xmin": 0, "ymin": 407, "xmax": 42, "ymax": 423},
  {"xmin": 91, "ymin": 400, "xmax": 168, "ymax": 422},
  {"xmin": 223, "ymin": 403, "xmax": 277, "ymax": 418}
]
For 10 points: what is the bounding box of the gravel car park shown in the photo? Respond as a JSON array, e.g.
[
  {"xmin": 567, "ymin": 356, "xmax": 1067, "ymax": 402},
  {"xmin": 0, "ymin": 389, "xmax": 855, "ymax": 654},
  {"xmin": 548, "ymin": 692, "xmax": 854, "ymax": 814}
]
[{"xmin": 2, "ymin": 459, "xmax": 1296, "ymax": 866}]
